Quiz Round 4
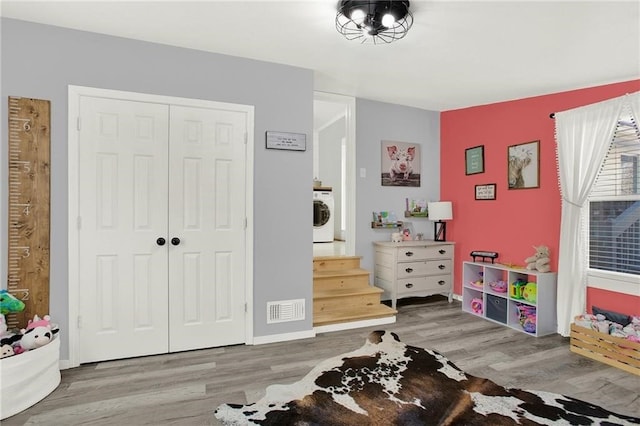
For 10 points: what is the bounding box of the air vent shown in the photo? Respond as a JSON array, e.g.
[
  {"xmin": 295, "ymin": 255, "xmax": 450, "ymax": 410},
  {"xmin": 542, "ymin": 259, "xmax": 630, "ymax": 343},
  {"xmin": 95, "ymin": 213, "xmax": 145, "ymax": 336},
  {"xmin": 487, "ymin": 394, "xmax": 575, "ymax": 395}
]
[{"xmin": 267, "ymin": 299, "xmax": 305, "ymax": 324}]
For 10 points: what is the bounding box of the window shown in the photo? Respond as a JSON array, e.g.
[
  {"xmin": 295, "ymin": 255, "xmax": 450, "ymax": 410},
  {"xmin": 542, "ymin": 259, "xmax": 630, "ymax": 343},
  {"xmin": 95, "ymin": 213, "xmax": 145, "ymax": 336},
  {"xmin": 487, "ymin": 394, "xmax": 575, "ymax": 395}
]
[{"xmin": 588, "ymin": 115, "xmax": 640, "ymax": 276}]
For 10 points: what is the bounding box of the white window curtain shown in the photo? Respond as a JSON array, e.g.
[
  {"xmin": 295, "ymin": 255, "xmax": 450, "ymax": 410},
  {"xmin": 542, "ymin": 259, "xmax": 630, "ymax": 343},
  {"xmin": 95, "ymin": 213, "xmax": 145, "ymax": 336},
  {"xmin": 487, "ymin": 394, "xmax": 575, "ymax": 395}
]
[{"xmin": 554, "ymin": 92, "xmax": 640, "ymax": 336}]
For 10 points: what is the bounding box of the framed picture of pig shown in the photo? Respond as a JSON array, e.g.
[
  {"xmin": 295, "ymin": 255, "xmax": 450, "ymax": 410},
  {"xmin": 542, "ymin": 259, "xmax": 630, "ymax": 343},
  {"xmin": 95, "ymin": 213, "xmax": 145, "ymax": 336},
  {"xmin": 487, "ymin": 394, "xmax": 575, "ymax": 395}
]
[
  {"xmin": 381, "ymin": 140, "xmax": 421, "ymax": 187},
  {"xmin": 508, "ymin": 140, "xmax": 540, "ymax": 189}
]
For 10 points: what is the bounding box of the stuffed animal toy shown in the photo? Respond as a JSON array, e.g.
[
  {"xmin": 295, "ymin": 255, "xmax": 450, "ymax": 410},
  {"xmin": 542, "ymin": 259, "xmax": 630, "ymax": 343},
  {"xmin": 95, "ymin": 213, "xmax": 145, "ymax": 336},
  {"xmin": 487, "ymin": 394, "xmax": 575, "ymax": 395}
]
[
  {"xmin": 0, "ymin": 290, "xmax": 25, "ymax": 315},
  {"xmin": 0, "ymin": 314, "xmax": 7, "ymax": 338},
  {"xmin": 25, "ymin": 314, "xmax": 57, "ymax": 332},
  {"xmin": 525, "ymin": 245, "xmax": 551, "ymax": 273},
  {"xmin": 19, "ymin": 325, "xmax": 58, "ymax": 351},
  {"xmin": 391, "ymin": 232, "xmax": 402, "ymax": 243},
  {"xmin": 1, "ymin": 343, "xmax": 15, "ymax": 359}
]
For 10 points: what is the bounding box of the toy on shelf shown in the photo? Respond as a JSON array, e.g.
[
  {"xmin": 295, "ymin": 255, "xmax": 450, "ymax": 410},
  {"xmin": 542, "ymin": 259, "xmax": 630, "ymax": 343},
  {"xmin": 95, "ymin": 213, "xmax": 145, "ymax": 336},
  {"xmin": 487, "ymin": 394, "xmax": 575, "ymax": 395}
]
[
  {"xmin": 488, "ymin": 280, "xmax": 508, "ymax": 293},
  {"xmin": 522, "ymin": 282, "xmax": 537, "ymax": 303},
  {"xmin": 469, "ymin": 271, "xmax": 484, "ymax": 288},
  {"xmin": 525, "ymin": 245, "xmax": 551, "ymax": 273},
  {"xmin": 510, "ymin": 279, "xmax": 527, "ymax": 299},
  {"xmin": 516, "ymin": 303, "xmax": 537, "ymax": 333},
  {"xmin": 470, "ymin": 251, "xmax": 499, "ymax": 263},
  {"xmin": 470, "ymin": 298, "xmax": 483, "ymax": 315}
]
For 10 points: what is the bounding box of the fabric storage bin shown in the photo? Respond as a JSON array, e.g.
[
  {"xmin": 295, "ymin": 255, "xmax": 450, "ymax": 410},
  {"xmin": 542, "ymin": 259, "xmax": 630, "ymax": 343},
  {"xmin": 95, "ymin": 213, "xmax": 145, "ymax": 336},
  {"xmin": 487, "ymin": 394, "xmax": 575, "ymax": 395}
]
[
  {"xmin": 486, "ymin": 294, "xmax": 507, "ymax": 324},
  {"xmin": 0, "ymin": 336, "xmax": 61, "ymax": 419}
]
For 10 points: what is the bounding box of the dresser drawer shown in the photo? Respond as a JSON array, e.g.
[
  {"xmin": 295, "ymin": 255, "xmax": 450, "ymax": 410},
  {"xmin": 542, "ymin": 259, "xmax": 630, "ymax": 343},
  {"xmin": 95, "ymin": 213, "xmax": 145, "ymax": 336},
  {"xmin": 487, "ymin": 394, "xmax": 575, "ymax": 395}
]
[
  {"xmin": 397, "ymin": 275, "xmax": 452, "ymax": 295},
  {"xmin": 397, "ymin": 245, "xmax": 452, "ymax": 261},
  {"xmin": 397, "ymin": 259, "xmax": 452, "ymax": 278}
]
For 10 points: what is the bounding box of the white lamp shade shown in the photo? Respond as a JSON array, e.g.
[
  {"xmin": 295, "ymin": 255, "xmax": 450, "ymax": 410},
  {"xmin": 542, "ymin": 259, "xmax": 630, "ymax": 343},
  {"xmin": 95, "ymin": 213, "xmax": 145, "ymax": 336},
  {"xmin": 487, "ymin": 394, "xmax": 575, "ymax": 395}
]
[{"xmin": 428, "ymin": 201, "xmax": 453, "ymax": 221}]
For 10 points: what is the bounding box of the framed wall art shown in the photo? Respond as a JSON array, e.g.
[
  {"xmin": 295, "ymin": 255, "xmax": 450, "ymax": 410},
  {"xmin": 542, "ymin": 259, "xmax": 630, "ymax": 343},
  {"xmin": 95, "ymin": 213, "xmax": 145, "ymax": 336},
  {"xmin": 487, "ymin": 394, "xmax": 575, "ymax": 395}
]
[
  {"xmin": 475, "ymin": 183, "xmax": 496, "ymax": 200},
  {"xmin": 508, "ymin": 140, "xmax": 539, "ymax": 189},
  {"xmin": 381, "ymin": 140, "xmax": 421, "ymax": 187},
  {"xmin": 465, "ymin": 145, "xmax": 485, "ymax": 175},
  {"xmin": 265, "ymin": 131, "xmax": 306, "ymax": 151}
]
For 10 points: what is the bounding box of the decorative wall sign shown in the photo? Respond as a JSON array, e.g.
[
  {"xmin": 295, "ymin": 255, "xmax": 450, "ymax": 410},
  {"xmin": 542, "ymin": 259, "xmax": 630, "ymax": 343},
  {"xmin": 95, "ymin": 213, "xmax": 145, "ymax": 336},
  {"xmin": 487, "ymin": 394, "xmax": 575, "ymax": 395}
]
[
  {"xmin": 7, "ymin": 97, "xmax": 51, "ymax": 329},
  {"xmin": 475, "ymin": 183, "xmax": 497, "ymax": 200},
  {"xmin": 381, "ymin": 140, "xmax": 420, "ymax": 187},
  {"xmin": 266, "ymin": 131, "xmax": 306, "ymax": 151},
  {"xmin": 465, "ymin": 145, "xmax": 485, "ymax": 175},
  {"xmin": 508, "ymin": 140, "xmax": 540, "ymax": 189}
]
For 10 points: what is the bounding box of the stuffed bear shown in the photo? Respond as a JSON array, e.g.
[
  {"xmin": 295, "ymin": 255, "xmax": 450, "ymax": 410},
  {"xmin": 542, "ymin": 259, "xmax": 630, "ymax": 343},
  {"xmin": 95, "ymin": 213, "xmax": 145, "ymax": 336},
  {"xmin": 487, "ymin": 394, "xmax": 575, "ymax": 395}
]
[{"xmin": 525, "ymin": 245, "xmax": 551, "ymax": 273}]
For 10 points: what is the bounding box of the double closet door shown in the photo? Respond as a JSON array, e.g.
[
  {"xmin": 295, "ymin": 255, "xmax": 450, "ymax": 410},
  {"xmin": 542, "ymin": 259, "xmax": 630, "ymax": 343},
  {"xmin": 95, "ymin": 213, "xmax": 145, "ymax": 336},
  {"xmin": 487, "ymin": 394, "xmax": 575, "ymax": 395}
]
[{"xmin": 78, "ymin": 95, "xmax": 248, "ymax": 363}]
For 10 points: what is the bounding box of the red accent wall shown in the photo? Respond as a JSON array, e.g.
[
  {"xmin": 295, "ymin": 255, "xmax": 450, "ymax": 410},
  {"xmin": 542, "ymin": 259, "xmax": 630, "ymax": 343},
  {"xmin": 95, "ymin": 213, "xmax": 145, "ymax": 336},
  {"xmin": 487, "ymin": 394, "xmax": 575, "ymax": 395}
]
[
  {"xmin": 441, "ymin": 80, "xmax": 640, "ymax": 315},
  {"xmin": 587, "ymin": 288, "xmax": 640, "ymax": 316}
]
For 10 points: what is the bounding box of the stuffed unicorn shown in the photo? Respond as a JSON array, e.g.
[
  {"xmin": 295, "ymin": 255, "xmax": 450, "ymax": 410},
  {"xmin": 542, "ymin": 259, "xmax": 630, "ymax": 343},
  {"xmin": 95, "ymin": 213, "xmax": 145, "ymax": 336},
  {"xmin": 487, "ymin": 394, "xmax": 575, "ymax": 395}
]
[{"xmin": 0, "ymin": 290, "xmax": 25, "ymax": 315}]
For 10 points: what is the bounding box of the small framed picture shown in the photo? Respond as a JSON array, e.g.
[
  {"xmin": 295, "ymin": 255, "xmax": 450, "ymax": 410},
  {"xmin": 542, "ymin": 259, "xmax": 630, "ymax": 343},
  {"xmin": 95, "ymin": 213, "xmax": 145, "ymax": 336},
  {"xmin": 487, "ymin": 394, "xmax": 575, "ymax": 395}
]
[
  {"xmin": 465, "ymin": 145, "xmax": 484, "ymax": 175},
  {"xmin": 508, "ymin": 140, "xmax": 540, "ymax": 189},
  {"xmin": 475, "ymin": 183, "xmax": 497, "ymax": 200}
]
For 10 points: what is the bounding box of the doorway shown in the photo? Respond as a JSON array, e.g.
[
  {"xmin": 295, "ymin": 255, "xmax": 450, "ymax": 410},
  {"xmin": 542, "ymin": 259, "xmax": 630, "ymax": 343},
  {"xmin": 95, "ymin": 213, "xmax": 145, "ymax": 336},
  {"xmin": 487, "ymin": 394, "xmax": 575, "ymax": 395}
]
[
  {"xmin": 67, "ymin": 86, "xmax": 254, "ymax": 366},
  {"xmin": 313, "ymin": 92, "xmax": 356, "ymax": 257}
]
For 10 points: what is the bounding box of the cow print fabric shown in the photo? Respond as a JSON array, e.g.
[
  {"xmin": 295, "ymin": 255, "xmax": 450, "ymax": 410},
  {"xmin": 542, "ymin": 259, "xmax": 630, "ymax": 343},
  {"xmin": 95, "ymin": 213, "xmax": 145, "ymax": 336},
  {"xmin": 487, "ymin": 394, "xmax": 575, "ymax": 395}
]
[{"xmin": 215, "ymin": 330, "xmax": 640, "ymax": 425}]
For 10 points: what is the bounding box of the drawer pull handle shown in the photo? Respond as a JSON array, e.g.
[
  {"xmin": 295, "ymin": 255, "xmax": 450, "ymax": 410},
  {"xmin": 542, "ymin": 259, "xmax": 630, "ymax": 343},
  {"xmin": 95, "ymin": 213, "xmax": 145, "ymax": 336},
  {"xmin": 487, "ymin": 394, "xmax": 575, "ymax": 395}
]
[
  {"xmin": 439, "ymin": 249, "xmax": 446, "ymax": 254},
  {"xmin": 405, "ymin": 283, "xmax": 414, "ymax": 289},
  {"xmin": 405, "ymin": 251, "xmax": 414, "ymax": 257},
  {"xmin": 405, "ymin": 267, "xmax": 413, "ymax": 273},
  {"xmin": 438, "ymin": 264, "xmax": 446, "ymax": 270},
  {"xmin": 438, "ymin": 280, "xmax": 446, "ymax": 286}
]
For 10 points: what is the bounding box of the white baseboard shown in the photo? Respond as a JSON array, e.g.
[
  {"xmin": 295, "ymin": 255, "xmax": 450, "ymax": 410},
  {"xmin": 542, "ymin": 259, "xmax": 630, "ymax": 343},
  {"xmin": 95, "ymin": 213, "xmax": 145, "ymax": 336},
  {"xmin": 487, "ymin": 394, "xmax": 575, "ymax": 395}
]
[
  {"xmin": 252, "ymin": 329, "xmax": 316, "ymax": 345},
  {"xmin": 452, "ymin": 293, "xmax": 462, "ymax": 302},
  {"xmin": 314, "ymin": 316, "xmax": 396, "ymax": 334}
]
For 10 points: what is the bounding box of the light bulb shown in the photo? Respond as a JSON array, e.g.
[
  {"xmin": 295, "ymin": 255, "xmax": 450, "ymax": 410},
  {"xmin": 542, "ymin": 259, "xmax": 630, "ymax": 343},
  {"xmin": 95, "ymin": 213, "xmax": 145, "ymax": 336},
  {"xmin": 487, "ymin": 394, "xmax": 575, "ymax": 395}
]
[
  {"xmin": 382, "ymin": 13, "xmax": 395, "ymax": 27},
  {"xmin": 350, "ymin": 8, "xmax": 366, "ymax": 25}
]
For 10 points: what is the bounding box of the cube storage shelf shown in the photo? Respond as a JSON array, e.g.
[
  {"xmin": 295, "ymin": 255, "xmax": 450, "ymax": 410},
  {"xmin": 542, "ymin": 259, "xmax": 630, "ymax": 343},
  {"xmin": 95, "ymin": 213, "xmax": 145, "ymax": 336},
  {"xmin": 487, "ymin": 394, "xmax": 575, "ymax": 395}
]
[{"xmin": 462, "ymin": 261, "xmax": 557, "ymax": 337}]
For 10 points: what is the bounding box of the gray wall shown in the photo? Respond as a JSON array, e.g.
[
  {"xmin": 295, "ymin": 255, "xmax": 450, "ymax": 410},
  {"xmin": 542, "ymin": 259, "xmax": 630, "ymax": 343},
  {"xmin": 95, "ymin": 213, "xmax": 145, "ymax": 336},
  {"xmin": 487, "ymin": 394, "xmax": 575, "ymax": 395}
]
[
  {"xmin": 355, "ymin": 99, "xmax": 441, "ymax": 273},
  {"xmin": 318, "ymin": 116, "xmax": 345, "ymax": 238},
  {"xmin": 0, "ymin": 18, "xmax": 314, "ymax": 361}
]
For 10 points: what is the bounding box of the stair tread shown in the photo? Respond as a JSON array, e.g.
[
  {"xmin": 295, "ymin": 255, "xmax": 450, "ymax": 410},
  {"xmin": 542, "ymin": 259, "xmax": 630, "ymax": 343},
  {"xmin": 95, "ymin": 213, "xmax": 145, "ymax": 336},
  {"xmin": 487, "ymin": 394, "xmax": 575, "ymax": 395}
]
[
  {"xmin": 313, "ymin": 255, "xmax": 362, "ymax": 261},
  {"xmin": 313, "ymin": 268, "xmax": 370, "ymax": 278},
  {"xmin": 313, "ymin": 304, "xmax": 397, "ymax": 326},
  {"xmin": 314, "ymin": 287, "xmax": 383, "ymax": 298}
]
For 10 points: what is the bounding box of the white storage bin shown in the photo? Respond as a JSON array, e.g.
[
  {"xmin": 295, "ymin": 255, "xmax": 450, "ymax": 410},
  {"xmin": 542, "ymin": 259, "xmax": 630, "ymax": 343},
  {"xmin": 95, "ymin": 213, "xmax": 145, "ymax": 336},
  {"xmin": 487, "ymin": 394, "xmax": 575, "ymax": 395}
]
[{"xmin": 0, "ymin": 336, "xmax": 60, "ymax": 419}]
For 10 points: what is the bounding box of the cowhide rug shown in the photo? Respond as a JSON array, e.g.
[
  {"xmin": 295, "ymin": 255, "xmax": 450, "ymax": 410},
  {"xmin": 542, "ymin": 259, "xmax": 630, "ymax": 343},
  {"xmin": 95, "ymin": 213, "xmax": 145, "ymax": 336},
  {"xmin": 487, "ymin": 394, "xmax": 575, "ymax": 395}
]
[{"xmin": 215, "ymin": 330, "xmax": 640, "ymax": 425}]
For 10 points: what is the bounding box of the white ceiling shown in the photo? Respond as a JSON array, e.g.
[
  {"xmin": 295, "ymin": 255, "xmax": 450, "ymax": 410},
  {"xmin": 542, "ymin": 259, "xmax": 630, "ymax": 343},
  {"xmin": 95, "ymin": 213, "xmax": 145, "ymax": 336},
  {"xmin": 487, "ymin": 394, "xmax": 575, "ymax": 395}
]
[{"xmin": 1, "ymin": 0, "xmax": 639, "ymax": 112}]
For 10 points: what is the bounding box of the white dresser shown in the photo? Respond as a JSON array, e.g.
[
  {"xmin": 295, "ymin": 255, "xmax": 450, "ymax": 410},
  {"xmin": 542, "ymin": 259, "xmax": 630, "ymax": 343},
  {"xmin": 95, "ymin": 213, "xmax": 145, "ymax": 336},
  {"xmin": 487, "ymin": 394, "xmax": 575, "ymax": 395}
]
[{"xmin": 373, "ymin": 241, "xmax": 455, "ymax": 309}]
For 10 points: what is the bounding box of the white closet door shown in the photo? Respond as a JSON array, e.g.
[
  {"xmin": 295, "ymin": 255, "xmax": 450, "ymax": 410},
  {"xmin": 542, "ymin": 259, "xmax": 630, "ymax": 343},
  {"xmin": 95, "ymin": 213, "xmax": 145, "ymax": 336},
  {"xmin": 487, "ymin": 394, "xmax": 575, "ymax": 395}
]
[
  {"xmin": 78, "ymin": 96, "xmax": 170, "ymax": 363},
  {"xmin": 167, "ymin": 105, "xmax": 247, "ymax": 351}
]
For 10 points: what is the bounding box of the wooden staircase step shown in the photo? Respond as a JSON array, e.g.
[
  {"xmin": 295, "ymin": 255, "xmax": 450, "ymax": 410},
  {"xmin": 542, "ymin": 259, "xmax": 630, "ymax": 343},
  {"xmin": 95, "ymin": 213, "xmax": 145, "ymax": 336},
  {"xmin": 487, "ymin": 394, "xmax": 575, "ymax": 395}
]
[
  {"xmin": 313, "ymin": 268, "xmax": 370, "ymax": 279},
  {"xmin": 313, "ymin": 268, "xmax": 371, "ymax": 290},
  {"xmin": 313, "ymin": 304, "xmax": 397, "ymax": 327},
  {"xmin": 313, "ymin": 256, "xmax": 362, "ymax": 272},
  {"xmin": 314, "ymin": 286, "xmax": 383, "ymax": 299},
  {"xmin": 314, "ymin": 287, "xmax": 384, "ymax": 315}
]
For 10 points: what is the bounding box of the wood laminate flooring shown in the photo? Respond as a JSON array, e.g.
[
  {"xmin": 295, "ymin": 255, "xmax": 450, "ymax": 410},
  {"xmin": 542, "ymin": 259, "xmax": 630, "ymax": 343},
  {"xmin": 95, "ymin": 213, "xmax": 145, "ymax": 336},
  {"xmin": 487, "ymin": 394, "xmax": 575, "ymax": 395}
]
[{"xmin": 4, "ymin": 296, "xmax": 639, "ymax": 425}]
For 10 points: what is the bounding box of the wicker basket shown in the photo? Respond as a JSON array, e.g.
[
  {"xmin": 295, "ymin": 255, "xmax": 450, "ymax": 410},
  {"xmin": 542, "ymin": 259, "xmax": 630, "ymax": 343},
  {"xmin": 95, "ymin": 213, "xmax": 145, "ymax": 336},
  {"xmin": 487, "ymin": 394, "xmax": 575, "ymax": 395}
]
[{"xmin": 570, "ymin": 323, "xmax": 640, "ymax": 376}]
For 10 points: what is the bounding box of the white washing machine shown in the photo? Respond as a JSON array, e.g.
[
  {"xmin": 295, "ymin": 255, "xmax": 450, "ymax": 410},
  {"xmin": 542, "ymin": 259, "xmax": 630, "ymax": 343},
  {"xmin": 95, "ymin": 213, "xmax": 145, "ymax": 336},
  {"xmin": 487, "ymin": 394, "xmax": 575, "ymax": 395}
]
[{"xmin": 313, "ymin": 189, "xmax": 334, "ymax": 243}]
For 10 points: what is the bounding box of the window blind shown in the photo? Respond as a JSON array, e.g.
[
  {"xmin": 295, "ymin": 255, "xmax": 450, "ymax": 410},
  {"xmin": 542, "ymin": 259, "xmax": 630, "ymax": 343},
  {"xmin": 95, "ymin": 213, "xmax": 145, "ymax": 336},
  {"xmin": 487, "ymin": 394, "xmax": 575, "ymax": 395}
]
[{"xmin": 588, "ymin": 112, "xmax": 640, "ymax": 275}]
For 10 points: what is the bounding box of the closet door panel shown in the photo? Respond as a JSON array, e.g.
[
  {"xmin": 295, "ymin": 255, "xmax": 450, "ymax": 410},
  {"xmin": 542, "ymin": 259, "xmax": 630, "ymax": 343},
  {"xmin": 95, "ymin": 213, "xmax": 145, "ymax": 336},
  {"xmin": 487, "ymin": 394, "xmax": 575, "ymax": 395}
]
[
  {"xmin": 78, "ymin": 96, "xmax": 170, "ymax": 363},
  {"xmin": 168, "ymin": 105, "xmax": 247, "ymax": 352}
]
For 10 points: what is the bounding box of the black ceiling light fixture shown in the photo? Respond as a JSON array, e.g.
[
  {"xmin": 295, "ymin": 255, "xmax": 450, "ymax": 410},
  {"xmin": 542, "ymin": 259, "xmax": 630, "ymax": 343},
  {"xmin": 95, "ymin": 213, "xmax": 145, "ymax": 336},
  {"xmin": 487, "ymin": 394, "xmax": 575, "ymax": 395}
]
[{"xmin": 336, "ymin": 0, "xmax": 413, "ymax": 44}]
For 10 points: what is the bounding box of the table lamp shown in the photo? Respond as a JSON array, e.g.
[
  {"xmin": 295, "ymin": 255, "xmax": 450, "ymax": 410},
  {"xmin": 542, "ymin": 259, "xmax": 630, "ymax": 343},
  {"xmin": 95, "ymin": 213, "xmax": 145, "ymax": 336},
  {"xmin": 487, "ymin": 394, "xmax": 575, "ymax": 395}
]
[{"xmin": 428, "ymin": 201, "xmax": 453, "ymax": 242}]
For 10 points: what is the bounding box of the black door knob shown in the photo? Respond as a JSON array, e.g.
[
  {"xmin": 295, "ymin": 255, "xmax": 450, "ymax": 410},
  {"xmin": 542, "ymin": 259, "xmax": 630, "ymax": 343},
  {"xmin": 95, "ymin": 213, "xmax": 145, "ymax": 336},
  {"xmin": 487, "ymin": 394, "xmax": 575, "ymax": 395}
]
[
  {"xmin": 156, "ymin": 237, "xmax": 166, "ymax": 246},
  {"xmin": 171, "ymin": 237, "xmax": 181, "ymax": 246}
]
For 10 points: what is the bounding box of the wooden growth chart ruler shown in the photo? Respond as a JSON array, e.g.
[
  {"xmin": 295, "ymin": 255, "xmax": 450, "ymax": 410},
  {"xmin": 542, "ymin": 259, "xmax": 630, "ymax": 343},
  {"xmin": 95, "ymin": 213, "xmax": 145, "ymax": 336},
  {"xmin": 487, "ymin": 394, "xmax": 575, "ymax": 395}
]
[{"xmin": 7, "ymin": 97, "xmax": 51, "ymax": 329}]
